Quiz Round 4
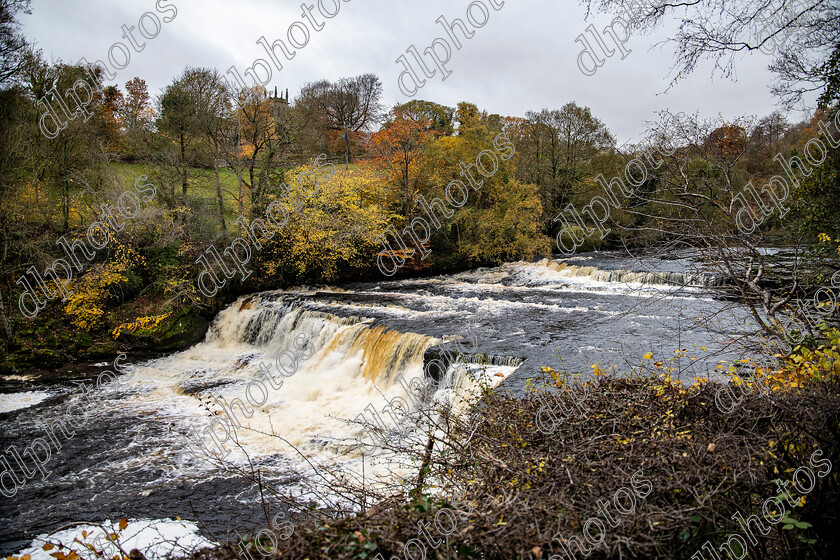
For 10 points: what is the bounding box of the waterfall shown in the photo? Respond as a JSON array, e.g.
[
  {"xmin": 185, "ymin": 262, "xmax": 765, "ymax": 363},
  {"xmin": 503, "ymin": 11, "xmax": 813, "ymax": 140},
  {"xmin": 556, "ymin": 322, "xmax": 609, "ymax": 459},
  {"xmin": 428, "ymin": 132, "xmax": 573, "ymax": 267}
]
[
  {"xmin": 205, "ymin": 295, "xmax": 436, "ymax": 386},
  {"xmin": 535, "ymin": 259, "xmax": 725, "ymax": 287},
  {"xmin": 137, "ymin": 295, "xmax": 518, "ymax": 472}
]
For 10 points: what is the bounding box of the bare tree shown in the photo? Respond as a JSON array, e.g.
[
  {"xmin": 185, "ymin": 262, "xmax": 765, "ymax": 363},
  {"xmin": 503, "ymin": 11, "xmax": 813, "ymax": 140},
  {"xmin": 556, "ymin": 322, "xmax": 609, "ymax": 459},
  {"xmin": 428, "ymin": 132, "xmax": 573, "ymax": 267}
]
[
  {"xmin": 583, "ymin": 0, "xmax": 839, "ymax": 108},
  {"xmin": 607, "ymin": 111, "xmax": 826, "ymax": 344},
  {"xmin": 0, "ymin": 0, "xmax": 30, "ymax": 86},
  {"xmin": 233, "ymin": 86, "xmax": 294, "ymax": 217},
  {"xmin": 297, "ymin": 74, "xmax": 383, "ymax": 168}
]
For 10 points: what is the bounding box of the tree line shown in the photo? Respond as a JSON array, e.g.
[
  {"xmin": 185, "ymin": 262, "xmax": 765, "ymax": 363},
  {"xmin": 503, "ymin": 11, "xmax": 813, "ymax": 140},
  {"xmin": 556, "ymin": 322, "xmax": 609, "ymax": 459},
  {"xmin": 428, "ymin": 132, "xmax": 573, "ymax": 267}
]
[{"xmin": 0, "ymin": 0, "xmax": 838, "ymax": 353}]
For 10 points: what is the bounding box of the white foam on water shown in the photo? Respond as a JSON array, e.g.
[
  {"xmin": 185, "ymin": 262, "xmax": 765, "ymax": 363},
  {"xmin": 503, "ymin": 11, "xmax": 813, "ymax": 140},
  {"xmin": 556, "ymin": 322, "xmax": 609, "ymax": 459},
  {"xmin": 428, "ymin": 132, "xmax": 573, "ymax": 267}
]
[
  {"xmin": 66, "ymin": 295, "xmax": 525, "ymax": 513},
  {"xmin": 15, "ymin": 518, "xmax": 216, "ymax": 560},
  {"xmin": 0, "ymin": 390, "xmax": 51, "ymax": 413},
  {"xmin": 79, "ymin": 301, "xmax": 453, "ymax": 507},
  {"xmin": 508, "ymin": 259, "xmax": 710, "ymax": 295}
]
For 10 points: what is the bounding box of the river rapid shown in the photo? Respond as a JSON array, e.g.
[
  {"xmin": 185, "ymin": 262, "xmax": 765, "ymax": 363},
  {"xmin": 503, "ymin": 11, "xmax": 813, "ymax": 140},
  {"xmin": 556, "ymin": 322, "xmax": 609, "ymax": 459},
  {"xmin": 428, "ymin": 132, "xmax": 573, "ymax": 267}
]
[{"xmin": 0, "ymin": 252, "xmax": 755, "ymax": 556}]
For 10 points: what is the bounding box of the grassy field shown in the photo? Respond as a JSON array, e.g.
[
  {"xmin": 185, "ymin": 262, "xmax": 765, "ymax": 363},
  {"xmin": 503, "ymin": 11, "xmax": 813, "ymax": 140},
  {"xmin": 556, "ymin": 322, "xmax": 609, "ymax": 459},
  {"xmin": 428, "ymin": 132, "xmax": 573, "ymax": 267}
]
[
  {"xmin": 108, "ymin": 162, "xmax": 241, "ymax": 225},
  {"xmin": 106, "ymin": 159, "xmax": 372, "ymax": 232}
]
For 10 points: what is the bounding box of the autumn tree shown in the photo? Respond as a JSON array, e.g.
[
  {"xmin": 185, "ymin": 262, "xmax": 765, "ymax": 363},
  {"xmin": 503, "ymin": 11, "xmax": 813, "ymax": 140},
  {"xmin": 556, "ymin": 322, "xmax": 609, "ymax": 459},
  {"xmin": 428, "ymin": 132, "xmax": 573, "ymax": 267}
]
[
  {"xmin": 233, "ymin": 85, "xmax": 293, "ymax": 218},
  {"xmin": 121, "ymin": 77, "xmax": 154, "ymax": 161},
  {"xmin": 418, "ymin": 102, "xmax": 551, "ymax": 265},
  {"xmin": 296, "ymin": 74, "xmax": 383, "ymax": 167},
  {"xmin": 397, "ymin": 99, "xmax": 455, "ymax": 135},
  {"xmin": 255, "ymin": 164, "xmax": 394, "ymax": 283},
  {"xmin": 101, "ymin": 85, "xmax": 124, "ymax": 154},
  {"xmin": 705, "ymin": 123, "xmax": 749, "ymax": 164},
  {"xmin": 453, "ymin": 101, "xmax": 485, "ymax": 140},
  {"xmin": 513, "ymin": 103, "xmax": 614, "ymax": 224},
  {"xmin": 370, "ymin": 106, "xmax": 438, "ymax": 219}
]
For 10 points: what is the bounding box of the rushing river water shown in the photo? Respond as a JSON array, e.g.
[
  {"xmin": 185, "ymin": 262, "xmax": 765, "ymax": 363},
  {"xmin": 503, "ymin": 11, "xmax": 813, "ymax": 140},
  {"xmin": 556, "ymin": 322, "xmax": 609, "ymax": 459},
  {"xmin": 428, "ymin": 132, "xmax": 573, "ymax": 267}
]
[{"xmin": 0, "ymin": 252, "xmax": 755, "ymax": 556}]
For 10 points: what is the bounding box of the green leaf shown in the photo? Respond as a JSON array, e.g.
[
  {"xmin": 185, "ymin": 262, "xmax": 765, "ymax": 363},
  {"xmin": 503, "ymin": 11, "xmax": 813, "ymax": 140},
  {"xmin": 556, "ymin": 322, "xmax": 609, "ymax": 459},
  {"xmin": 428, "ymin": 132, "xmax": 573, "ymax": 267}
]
[{"xmin": 783, "ymin": 524, "xmax": 795, "ymax": 530}]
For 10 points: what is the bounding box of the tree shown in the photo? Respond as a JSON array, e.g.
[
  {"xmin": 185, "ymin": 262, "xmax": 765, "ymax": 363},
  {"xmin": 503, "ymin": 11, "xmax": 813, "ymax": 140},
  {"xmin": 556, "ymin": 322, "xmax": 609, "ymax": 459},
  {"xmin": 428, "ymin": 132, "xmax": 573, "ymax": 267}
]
[
  {"xmin": 518, "ymin": 103, "xmax": 614, "ymax": 223},
  {"xmin": 396, "ymin": 99, "xmax": 455, "ymax": 135},
  {"xmin": 157, "ymin": 70, "xmax": 203, "ymax": 198},
  {"xmin": 187, "ymin": 68, "xmax": 233, "ymax": 235},
  {"xmin": 370, "ymin": 107, "xmax": 437, "ymax": 219},
  {"xmin": 121, "ymin": 77, "xmax": 154, "ymax": 161},
  {"xmin": 603, "ymin": 111, "xmax": 819, "ymax": 340},
  {"xmin": 752, "ymin": 111, "xmax": 790, "ymax": 153},
  {"xmin": 453, "ymin": 178, "xmax": 551, "ymax": 264},
  {"xmin": 454, "ymin": 102, "xmax": 485, "ymax": 140},
  {"xmin": 101, "ymin": 85, "xmax": 124, "ymax": 154},
  {"xmin": 297, "ymin": 74, "xmax": 383, "ymax": 167},
  {"xmin": 789, "ymin": 106, "xmax": 840, "ymax": 239},
  {"xmin": 21, "ymin": 54, "xmax": 108, "ymax": 233},
  {"xmin": 0, "ymin": 80, "xmax": 30, "ymax": 342},
  {"xmin": 583, "ymin": 0, "xmax": 839, "ymax": 108},
  {"xmin": 0, "ymin": 0, "xmax": 30, "ymax": 86},
  {"xmin": 816, "ymin": 43, "xmax": 840, "ymax": 107},
  {"xmin": 257, "ymin": 165, "xmax": 394, "ymax": 283}
]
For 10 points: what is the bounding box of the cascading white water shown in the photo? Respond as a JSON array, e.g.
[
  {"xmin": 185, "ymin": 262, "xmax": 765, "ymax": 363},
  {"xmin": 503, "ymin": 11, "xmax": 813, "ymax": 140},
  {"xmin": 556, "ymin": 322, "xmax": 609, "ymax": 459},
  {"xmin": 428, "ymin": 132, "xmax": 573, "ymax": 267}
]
[
  {"xmin": 526, "ymin": 258, "xmax": 723, "ymax": 288},
  {"xmin": 120, "ymin": 294, "xmax": 514, "ymax": 501}
]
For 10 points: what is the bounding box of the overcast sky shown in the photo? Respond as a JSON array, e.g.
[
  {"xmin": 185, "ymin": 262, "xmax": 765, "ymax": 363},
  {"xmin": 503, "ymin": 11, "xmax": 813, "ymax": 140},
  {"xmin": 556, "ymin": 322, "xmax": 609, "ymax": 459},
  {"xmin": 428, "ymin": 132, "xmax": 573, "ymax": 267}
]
[{"xmin": 21, "ymin": 0, "xmax": 818, "ymax": 144}]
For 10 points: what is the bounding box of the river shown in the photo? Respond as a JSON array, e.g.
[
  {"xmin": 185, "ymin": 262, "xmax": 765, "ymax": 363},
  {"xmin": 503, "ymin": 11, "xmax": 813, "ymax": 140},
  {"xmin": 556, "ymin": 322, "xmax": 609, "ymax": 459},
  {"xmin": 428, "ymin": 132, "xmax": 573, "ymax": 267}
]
[{"xmin": 0, "ymin": 252, "xmax": 754, "ymax": 556}]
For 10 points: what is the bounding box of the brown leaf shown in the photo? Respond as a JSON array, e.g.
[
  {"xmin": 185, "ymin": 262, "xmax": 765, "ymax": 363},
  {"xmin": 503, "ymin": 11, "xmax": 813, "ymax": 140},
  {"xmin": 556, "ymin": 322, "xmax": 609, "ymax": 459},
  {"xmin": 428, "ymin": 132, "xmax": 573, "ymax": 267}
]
[
  {"xmin": 119, "ymin": 519, "xmax": 128, "ymax": 531},
  {"xmin": 42, "ymin": 545, "xmax": 55, "ymax": 552},
  {"xmin": 531, "ymin": 546, "xmax": 542, "ymax": 558}
]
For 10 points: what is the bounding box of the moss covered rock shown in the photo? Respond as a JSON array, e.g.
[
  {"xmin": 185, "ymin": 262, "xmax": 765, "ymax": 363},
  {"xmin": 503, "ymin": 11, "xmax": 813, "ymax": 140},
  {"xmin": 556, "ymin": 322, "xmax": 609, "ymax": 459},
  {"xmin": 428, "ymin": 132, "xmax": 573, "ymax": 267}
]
[{"xmin": 117, "ymin": 307, "xmax": 208, "ymax": 353}]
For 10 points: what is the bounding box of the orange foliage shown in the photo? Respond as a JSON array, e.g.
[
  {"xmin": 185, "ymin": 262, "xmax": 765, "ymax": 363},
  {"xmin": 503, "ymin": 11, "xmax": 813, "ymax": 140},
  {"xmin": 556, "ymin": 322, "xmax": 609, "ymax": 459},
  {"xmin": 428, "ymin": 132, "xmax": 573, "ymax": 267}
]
[{"xmin": 370, "ymin": 109, "xmax": 438, "ymax": 215}]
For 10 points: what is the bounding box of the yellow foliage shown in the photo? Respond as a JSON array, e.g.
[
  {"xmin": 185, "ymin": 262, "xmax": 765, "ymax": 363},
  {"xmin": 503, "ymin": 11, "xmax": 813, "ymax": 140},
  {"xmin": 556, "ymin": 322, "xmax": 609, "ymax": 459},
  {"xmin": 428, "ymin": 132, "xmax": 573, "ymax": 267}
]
[
  {"xmin": 112, "ymin": 311, "xmax": 172, "ymax": 339},
  {"xmin": 261, "ymin": 164, "xmax": 396, "ymax": 280},
  {"xmin": 719, "ymin": 327, "xmax": 840, "ymax": 393},
  {"xmin": 452, "ymin": 179, "xmax": 551, "ymax": 263},
  {"xmin": 63, "ymin": 263, "xmax": 128, "ymax": 331}
]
